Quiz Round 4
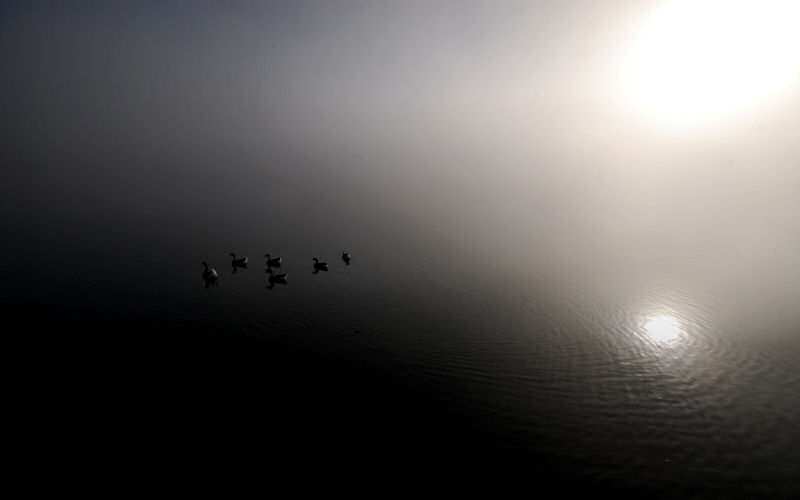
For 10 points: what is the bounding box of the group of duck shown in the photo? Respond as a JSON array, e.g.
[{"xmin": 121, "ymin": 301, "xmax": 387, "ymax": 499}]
[{"xmin": 201, "ymin": 251, "xmax": 352, "ymax": 288}]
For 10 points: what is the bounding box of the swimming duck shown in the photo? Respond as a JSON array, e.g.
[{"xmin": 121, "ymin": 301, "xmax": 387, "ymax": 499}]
[
  {"xmin": 267, "ymin": 266, "xmax": 288, "ymax": 288},
  {"xmin": 312, "ymin": 257, "xmax": 329, "ymax": 273},
  {"xmin": 265, "ymin": 253, "xmax": 282, "ymax": 268},
  {"xmin": 202, "ymin": 261, "xmax": 219, "ymax": 287},
  {"xmin": 230, "ymin": 252, "xmax": 248, "ymax": 267}
]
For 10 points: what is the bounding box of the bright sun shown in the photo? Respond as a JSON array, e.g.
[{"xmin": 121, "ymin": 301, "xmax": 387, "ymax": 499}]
[{"xmin": 620, "ymin": 0, "xmax": 800, "ymax": 129}]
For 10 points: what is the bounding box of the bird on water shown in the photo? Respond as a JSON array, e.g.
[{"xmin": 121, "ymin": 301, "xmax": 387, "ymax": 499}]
[
  {"xmin": 230, "ymin": 252, "xmax": 248, "ymax": 270},
  {"xmin": 267, "ymin": 266, "xmax": 288, "ymax": 288},
  {"xmin": 312, "ymin": 257, "xmax": 329, "ymax": 273},
  {"xmin": 341, "ymin": 251, "xmax": 351, "ymax": 265},
  {"xmin": 202, "ymin": 261, "xmax": 219, "ymax": 287},
  {"xmin": 265, "ymin": 253, "xmax": 282, "ymax": 268}
]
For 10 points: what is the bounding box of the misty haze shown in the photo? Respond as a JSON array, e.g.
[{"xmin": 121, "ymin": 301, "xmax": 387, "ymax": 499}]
[{"xmin": 3, "ymin": 1, "xmax": 799, "ymax": 496}]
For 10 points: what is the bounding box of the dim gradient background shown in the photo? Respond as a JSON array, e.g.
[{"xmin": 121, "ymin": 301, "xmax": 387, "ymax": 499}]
[{"xmin": 2, "ymin": 1, "xmax": 799, "ymax": 496}]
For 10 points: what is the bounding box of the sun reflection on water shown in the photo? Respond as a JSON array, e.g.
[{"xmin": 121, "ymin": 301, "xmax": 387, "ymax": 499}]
[{"xmin": 643, "ymin": 314, "xmax": 684, "ymax": 344}]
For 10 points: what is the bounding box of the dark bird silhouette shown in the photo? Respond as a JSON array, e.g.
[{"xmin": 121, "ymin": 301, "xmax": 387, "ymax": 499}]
[
  {"xmin": 202, "ymin": 261, "xmax": 219, "ymax": 288},
  {"xmin": 230, "ymin": 252, "xmax": 248, "ymax": 272},
  {"xmin": 312, "ymin": 257, "xmax": 329, "ymax": 273},
  {"xmin": 341, "ymin": 251, "xmax": 352, "ymax": 265},
  {"xmin": 264, "ymin": 253, "xmax": 282, "ymax": 268},
  {"xmin": 267, "ymin": 266, "xmax": 288, "ymax": 288}
]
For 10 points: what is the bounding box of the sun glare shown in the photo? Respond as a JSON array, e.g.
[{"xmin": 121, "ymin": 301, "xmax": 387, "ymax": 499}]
[
  {"xmin": 643, "ymin": 315, "xmax": 683, "ymax": 344},
  {"xmin": 619, "ymin": 0, "xmax": 800, "ymax": 129}
]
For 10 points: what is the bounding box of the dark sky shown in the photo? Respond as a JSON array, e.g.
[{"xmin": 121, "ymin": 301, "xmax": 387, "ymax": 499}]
[{"xmin": 1, "ymin": 1, "xmax": 624, "ymax": 163}]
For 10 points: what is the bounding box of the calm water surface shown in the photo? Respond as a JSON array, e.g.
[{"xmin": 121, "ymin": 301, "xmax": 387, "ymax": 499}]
[{"xmin": 2, "ymin": 146, "xmax": 798, "ymax": 497}]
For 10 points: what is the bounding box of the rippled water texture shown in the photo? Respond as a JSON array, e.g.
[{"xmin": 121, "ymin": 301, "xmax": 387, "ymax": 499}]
[{"xmin": 5, "ymin": 149, "xmax": 798, "ymax": 496}]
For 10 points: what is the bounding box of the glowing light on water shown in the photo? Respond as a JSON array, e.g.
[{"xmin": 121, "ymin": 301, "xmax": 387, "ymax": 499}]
[{"xmin": 643, "ymin": 315, "xmax": 683, "ymax": 344}]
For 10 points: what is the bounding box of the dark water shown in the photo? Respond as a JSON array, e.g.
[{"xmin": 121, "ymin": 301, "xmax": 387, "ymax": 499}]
[{"xmin": 4, "ymin": 147, "xmax": 799, "ymax": 496}]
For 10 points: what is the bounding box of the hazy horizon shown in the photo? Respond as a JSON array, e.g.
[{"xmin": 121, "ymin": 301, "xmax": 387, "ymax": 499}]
[{"xmin": 3, "ymin": 1, "xmax": 799, "ymax": 495}]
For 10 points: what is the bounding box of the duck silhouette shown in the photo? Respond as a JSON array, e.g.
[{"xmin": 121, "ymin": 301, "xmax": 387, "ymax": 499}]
[
  {"xmin": 312, "ymin": 257, "xmax": 329, "ymax": 274},
  {"xmin": 230, "ymin": 252, "xmax": 248, "ymax": 272},
  {"xmin": 265, "ymin": 253, "xmax": 282, "ymax": 268},
  {"xmin": 267, "ymin": 266, "xmax": 288, "ymax": 288},
  {"xmin": 202, "ymin": 261, "xmax": 219, "ymax": 288},
  {"xmin": 341, "ymin": 251, "xmax": 351, "ymax": 265}
]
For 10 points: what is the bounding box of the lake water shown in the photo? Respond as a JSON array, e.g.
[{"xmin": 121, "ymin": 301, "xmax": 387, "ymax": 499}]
[{"xmin": 4, "ymin": 139, "xmax": 799, "ymax": 496}]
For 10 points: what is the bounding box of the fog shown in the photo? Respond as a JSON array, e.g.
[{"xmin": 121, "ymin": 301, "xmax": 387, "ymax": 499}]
[
  {"xmin": 3, "ymin": 0, "xmax": 799, "ymax": 318},
  {"xmin": 4, "ymin": 2, "xmax": 800, "ymax": 493}
]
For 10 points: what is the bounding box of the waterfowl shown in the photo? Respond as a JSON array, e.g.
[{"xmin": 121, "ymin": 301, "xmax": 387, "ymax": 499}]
[
  {"xmin": 312, "ymin": 257, "xmax": 329, "ymax": 273},
  {"xmin": 264, "ymin": 253, "xmax": 282, "ymax": 268},
  {"xmin": 341, "ymin": 251, "xmax": 351, "ymax": 265},
  {"xmin": 267, "ymin": 266, "xmax": 288, "ymax": 288},
  {"xmin": 202, "ymin": 261, "xmax": 219, "ymax": 287},
  {"xmin": 230, "ymin": 252, "xmax": 248, "ymax": 267}
]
